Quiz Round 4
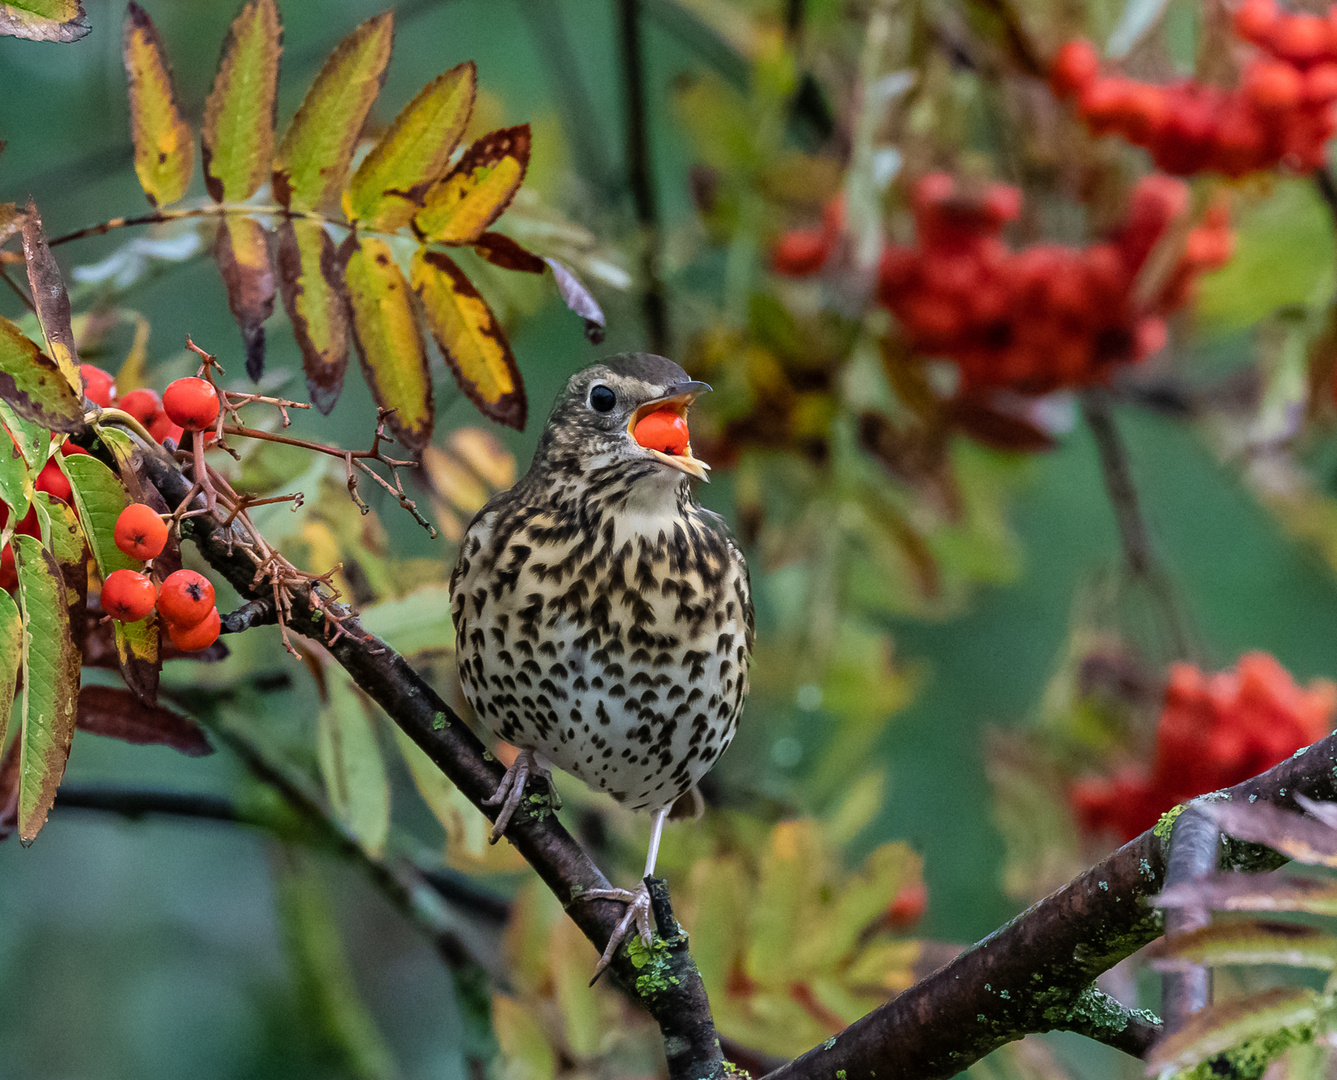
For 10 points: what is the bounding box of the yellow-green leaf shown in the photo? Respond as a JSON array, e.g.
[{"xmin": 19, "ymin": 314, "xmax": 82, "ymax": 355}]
[
  {"xmin": 317, "ymin": 677, "xmax": 389, "ymax": 857},
  {"xmin": 0, "ymin": 0, "xmax": 89, "ymax": 42},
  {"xmin": 344, "ymin": 237, "xmax": 433, "ymax": 451},
  {"xmin": 213, "ymin": 216, "xmax": 275, "ymax": 380},
  {"xmin": 13, "ymin": 534, "xmax": 80, "ymax": 844},
  {"xmin": 413, "ymin": 125, "xmax": 530, "ymax": 244},
  {"xmin": 0, "ymin": 588, "xmax": 21, "ymax": 749},
  {"xmin": 0, "ymin": 315, "xmax": 84, "ymax": 433},
  {"xmin": 276, "ymin": 219, "xmax": 348, "ymax": 415},
  {"xmin": 202, "ymin": 0, "xmax": 282, "ymax": 202},
  {"xmin": 0, "ymin": 399, "xmax": 51, "ymax": 472},
  {"xmin": 1148, "ymin": 987, "xmax": 1323, "ymax": 1077},
  {"xmin": 22, "ymin": 204, "xmax": 82, "ymax": 395},
  {"xmin": 344, "ymin": 61, "xmax": 476, "ymax": 231},
  {"xmin": 123, "ymin": 2, "xmax": 193, "ymax": 207},
  {"xmin": 0, "ymin": 416, "xmax": 33, "ymax": 519},
  {"xmin": 62, "ymin": 449, "xmax": 159, "ymax": 700},
  {"xmin": 412, "ymin": 250, "xmax": 525, "ymax": 430},
  {"xmin": 272, "ymin": 12, "xmax": 392, "ymax": 213}
]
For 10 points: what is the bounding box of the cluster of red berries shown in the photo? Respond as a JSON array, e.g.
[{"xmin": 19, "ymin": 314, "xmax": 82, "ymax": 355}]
[
  {"xmin": 803, "ymin": 173, "xmax": 1228, "ymax": 393},
  {"xmin": 81, "ymin": 365, "xmax": 221, "ymax": 443},
  {"xmin": 1071, "ymin": 652, "xmax": 1337, "ymax": 842},
  {"xmin": 1052, "ymin": 1, "xmax": 1337, "ymax": 177},
  {"xmin": 102, "ymin": 503, "xmax": 220, "ymax": 651}
]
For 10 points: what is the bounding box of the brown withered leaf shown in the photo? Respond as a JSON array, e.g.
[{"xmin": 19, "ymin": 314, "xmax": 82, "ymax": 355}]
[
  {"xmin": 77, "ymin": 684, "xmax": 213, "ymax": 757},
  {"xmin": 0, "ymin": 734, "xmax": 18, "ymax": 842},
  {"xmin": 214, "ymin": 216, "xmax": 275, "ymax": 380},
  {"xmin": 413, "ymin": 250, "xmax": 525, "ymax": 430},
  {"xmin": 473, "ymin": 231, "xmax": 546, "ymax": 274},
  {"xmin": 0, "ymin": 0, "xmax": 89, "ymax": 42},
  {"xmin": 947, "ymin": 393, "xmax": 1056, "ymax": 452},
  {"xmin": 276, "ymin": 219, "xmax": 349, "ymax": 414},
  {"xmin": 544, "ymin": 257, "xmax": 606, "ymax": 344},
  {"xmin": 122, "ymin": 2, "xmax": 194, "ymax": 207},
  {"xmin": 21, "ymin": 202, "xmax": 82, "ymax": 395}
]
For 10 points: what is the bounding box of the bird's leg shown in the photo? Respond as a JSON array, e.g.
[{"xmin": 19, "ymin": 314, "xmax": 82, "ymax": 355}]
[
  {"xmin": 483, "ymin": 748, "xmax": 556, "ymax": 842},
  {"xmin": 583, "ymin": 806, "xmax": 670, "ymax": 980}
]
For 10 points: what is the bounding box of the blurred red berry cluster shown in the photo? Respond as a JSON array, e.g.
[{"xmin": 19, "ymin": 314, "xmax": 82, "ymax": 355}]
[
  {"xmin": 1052, "ymin": 1, "xmax": 1337, "ymax": 177},
  {"xmin": 1071, "ymin": 652, "xmax": 1337, "ymax": 842},
  {"xmin": 851, "ymin": 173, "xmax": 1228, "ymax": 393}
]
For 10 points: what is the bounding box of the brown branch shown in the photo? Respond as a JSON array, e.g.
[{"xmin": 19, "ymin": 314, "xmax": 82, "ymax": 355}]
[{"xmin": 129, "ymin": 436, "xmax": 727, "ymax": 1080}]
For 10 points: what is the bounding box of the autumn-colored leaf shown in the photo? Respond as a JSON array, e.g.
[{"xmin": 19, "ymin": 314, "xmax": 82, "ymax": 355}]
[
  {"xmin": 62, "ymin": 451, "xmax": 159, "ymax": 702},
  {"xmin": 1147, "ymin": 987, "xmax": 1322, "ymax": 1076},
  {"xmin": 35, "ymin": 492, "xmax": 88, "ymax": 651},
  {"xmin": 123, "ymin": 2, "xmax": 194, "ymax": 207},
  {"xmin": 77, "ymin": 684, "xmax": 212, "ymax": 756},
  {"xmin": 0, "ymin": 0, "xmax": 89, "ymax": 42},
  {"xmin": 413, "ymin": 125, "xmax": 530, "ymax": 244},
  {"xmin": 0, "ymin": 736, "xmax": 18, "ymax": 842},
  {"xmin": 345, "ymin": 60, "xmax": 476, "ymax": 231},
  {"xmin": 276, "ymin": 219, "xmax": 349, "ymax": 415},
  {"xmin": 344, "ymin": 236, "xmax": 433, "ymax": 450},
  {"xmin": 0, "ymin": 399, "xmax": 51, "ymax": 472},
  {"xmin": 413, "ymin": 250, "xmax": 525, "ymax": 430},
  {"xmin": 202, "ymin": 0, "xmax": 282, "ymax": 202},
  {"xmin": 473, "ymin": 231, "xmax": 546, "ymax": 274},
  {"xmin": 0, "ymin": 202, "xmax": 22, "ymax": 247},
  {"xmin": 13, "ymin": 534, "xmax": 80, "ymax": 844},
  {"xmin": 0, "ymin": 416, "xmax": 33, "ymax": 519},
  {"xmin": 1201, "ymin": 799, "xmax": 1337, "ymax": 867},
  {"xmin": 272, "ymin": 12, "xmax": 392, "ymax": 213},
  {"xmin": 214, "ymin": 216, "xmax": 276, "ymax": 380},
  {"xmin": 946, "ymin": 394, "xmax": 1056, "ymax": 453},
  {"xmin": 0, "ymin": 315, "xmax": 85, "ymax": 433},
  {"xmin": 0, "ymin": 587, "xmax": 21, "ymax": 750},
  {"xmin": 22, "ymin": 203, "xmax": 82, "ymax": 395},
  {"xmin": 545, "ymin": 257, "xmax": 606, "ymax": 344}
]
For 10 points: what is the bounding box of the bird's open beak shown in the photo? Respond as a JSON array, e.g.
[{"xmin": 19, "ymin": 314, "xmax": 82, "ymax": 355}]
[{"xmin": 628, "ymin": 380, "xmax": 712, "ymax": 482}]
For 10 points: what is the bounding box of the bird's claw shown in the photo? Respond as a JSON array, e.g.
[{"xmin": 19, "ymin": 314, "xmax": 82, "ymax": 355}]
[
  {"xmin": 482, "ymin": 749, "xmax": 556, "ymax": 842},
  {"xmin": 583, "ymin": 880, "xmax": 655, "ymax": 983}
]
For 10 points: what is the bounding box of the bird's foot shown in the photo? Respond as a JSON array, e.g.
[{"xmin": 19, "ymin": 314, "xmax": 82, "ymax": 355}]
[
  {"xmin": 582, "ymin": 879, "xmax": 655, "ymax": 982},
  {"xmin": 482, "ymin": 749, "xmax": 556, "ymax": 842}
]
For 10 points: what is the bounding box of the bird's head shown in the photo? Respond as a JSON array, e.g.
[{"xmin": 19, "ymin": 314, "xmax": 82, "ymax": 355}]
[{"xmin": 534, "ymin": 353, "xmax": 711, "ymax": 485}]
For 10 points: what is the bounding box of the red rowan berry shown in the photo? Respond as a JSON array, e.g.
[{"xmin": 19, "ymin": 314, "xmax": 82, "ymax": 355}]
[
  {"xmin": 34, "ymin": 457, "xmax": 71, "ymax": 504},
  {"xmin": 1304, "ymin": 62, "xmax": 1337, "ymax": 103},
  {"xmin": 1269, "ymin": 14, "xmax": 1331, "ymax": 67},
  {"xmin": 117, "ymin": 388, "xmax": 162, "ymax": 427},
  {"xmin": 0, "ymin": 545, "xmax": 14, "ymax": 592},
  {"xmin": 1050, "ymin": 39, "xmax": 1100, "ymax": 98},
  {"xmin": 885, "ymin": 881, "xmax": 928, "ymax": 929},
  {"xmin": 162, "ymin": 378, "xmax": 220, "ymax": 431},
  {"xmin": 167, "ymin": 605, "xmax": 221, "ymax": 652},
  {"xmin": 158, "ymin": 569, "xmax": 216, "ymax": 628},
  {"xmin": 102, "ymin": 569, "xmax": 157, "ymax": 622},
  {"xmin": 772, "ymin": 229, "xmax": 831, "ymax": 276},
  {"xmin": 1233, "ymin": 0, "xmax": 1279, "ymax": 44},
  {"xmin": 633, "ymin": 409, "xmax": 690, "ymax": 455},
  {"xmin": 79, "ymin": 364, "xmax": 116, "ymax": 407},
  {"xmin": 114, "ymin": 503, "xmax": 168, "ymax": 561},
  {"xmin": 1245, "ymin": 59, "xmax": 1304, "ymax": 111}
]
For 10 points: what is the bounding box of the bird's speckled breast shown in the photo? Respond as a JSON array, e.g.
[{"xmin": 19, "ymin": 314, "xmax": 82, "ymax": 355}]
[{"xmin": 451, "ymin": 492, "xmax": 751, "ymax": 812}]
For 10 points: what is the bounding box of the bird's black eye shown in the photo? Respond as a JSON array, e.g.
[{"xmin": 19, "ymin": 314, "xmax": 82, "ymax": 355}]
[{"xmin": 589, "ymin": 384, "xmax": 616, "ymax": 413}]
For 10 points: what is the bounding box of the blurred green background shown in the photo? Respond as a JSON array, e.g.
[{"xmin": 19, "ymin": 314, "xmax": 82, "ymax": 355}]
[{"xmin": 5, "ymin": 1, "xmax": 1337, "ymax": 1078}]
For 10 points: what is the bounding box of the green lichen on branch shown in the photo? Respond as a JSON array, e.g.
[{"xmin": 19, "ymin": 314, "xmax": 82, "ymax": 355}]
[
  {"xmin": 1154, "ymin": 804, "xmax": 1188, "ymax": 842},
  {"xmin": 1048, "ymin": 985, "xmax": 1159, "ymax": 1040},
  {"xmin": 625, "ymin": 933, "xmax": 681, "ymax": 997}
]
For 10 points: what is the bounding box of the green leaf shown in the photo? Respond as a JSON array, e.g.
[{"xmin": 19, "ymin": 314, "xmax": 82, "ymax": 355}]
[
  {"xmin": 345, "ymin": 61, "xmax": 476, "ymax": 231},
  {"xmin": 21, "ymin": 204, "xmax": 83, "ymax": 395},
  {"xmin": 357, "ymin": 583, "xmax": 454, "ymax": 655},
  {"xmin": 1148, "ymin": 987, "xmax": 1323, "ymax": 1078},
  {"xmin": 213, "ymin": 216, "xmax": 275, "ymax": 380},
  {"xmin": 0, "ymin": 399, "xmax": 51, "ymax": 472},
  {"xmin": 344, "ymin": 237, "xmax": 433, "ymax": 451},
  {"xmin": 276, "ymin": 219, "xmax": 348, "ymax": 415},
  {"xmin": 13, "ymin": 534, "xmax": 80, "ymax": 844},
  {"xmin": 122, "ymin": 2, "xmax": 194, "ymax": 207},
  {"xmin": 412, "ymin": 250, "xmax": 525, "ymax": 430},
  {"xmin": 272, "ymin": 12, "xmax": 393, "ymax": 213},
  {"xmin": 413, "ymin": 125, "xmax": 530, "ymax": 244},
  {"xmin": 317, "ymin": 677, "xmax": 390, "ymax": 857},
  {"xmin": 0, "ymin": 587, "xmax": 21, "ymax": 749},
  {"xmin": 61, "ymin": 451, "xmax": 159, "ymax": 700},
  {"xmin": 0, "ymin": 315, "xmax": 84, "ymax": 433},
  {"xmin": 0, "ymin": 0, "xmax": 89, "ymax": 42},
  {"xmin": 202, "ymin": 0, "xmax": 282, "ymax": 202},
  {"xmin": 0, "ymin": 416, "xmax": 33, "ymax": 519},
  {"xmin": 1160, "ymin": 920, "xmax": 1337, "ymax": 971}
]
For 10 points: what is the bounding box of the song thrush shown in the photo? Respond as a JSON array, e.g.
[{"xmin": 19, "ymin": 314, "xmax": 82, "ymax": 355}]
[{"xmin": 451, "ymin": 353, "xmax": 753, "ymax": 974}]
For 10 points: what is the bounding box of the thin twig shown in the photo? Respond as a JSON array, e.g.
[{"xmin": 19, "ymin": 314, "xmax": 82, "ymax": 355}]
[
  {"xmin": 0, "ymin": 264, "xmax": 36, "ymax": 314},
  {"xmin": 616, "ymin": 0, "xmax": 669, "ymax": 354}
]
